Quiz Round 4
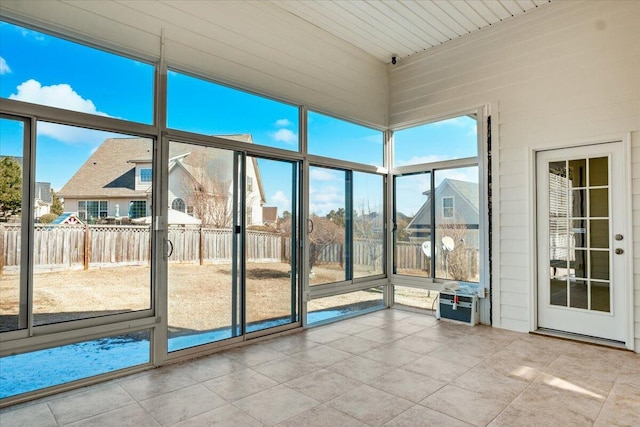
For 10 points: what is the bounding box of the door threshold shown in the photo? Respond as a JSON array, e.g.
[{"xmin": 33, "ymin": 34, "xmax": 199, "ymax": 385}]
[{"xmin": 532, "ymin": 328, "xmax": 628, "ymax": 351}]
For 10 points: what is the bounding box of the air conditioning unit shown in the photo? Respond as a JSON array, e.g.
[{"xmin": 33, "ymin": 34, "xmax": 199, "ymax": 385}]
[{"xmin": 436, "ymin": 290, "xmax": 479, "ymax": 325}]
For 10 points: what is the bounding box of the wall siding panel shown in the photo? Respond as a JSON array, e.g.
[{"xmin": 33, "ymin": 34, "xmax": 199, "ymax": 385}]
[{"xmin": 391, "ymin": 0, "xmax": 640, "ymax": 350}]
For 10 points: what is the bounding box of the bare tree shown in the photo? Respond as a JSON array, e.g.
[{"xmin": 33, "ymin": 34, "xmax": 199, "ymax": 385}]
[
  {"xmin": 436, "ymin": 214, "xmax": 477, "ymax": 282},
  {"xmin": 309, "ymin": 214, "xmax": 344, "ymax": 268},
  {"xmin": 353, "ymin": 201, "xmax": 383, "ymax": 272}
]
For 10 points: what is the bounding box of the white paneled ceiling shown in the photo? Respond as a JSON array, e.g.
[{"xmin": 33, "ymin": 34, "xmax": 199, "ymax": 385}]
[{"xmin": 271, "ymin": 0, "xmax": 552, "ymax": 63}]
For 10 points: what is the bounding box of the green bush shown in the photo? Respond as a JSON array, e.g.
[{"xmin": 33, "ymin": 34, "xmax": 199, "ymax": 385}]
[{"xmin": 39, "ymin": 213, "xmax": 58, "ymax": 223}]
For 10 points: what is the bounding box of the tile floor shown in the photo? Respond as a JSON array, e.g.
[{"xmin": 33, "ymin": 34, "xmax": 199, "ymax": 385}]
[{"xmin": 1, "ymin": 308, "xmax": 639, "ymax": 426}]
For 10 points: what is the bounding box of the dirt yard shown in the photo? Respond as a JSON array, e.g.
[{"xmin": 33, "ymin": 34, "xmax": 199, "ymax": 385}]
[{"xmin": 0, "ymin": 262, "xmax": 404, "ymax": 333}]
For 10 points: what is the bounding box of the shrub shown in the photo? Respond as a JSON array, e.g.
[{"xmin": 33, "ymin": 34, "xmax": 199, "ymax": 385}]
[{"xmin": 39, "ymin": 213, "xmax": 58, "ymax": 223}]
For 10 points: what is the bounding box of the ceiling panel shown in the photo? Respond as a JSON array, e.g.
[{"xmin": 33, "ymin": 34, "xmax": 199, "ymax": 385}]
[{"xmin": 272, "ymin": 0, "xmax": 552, "ymax": 63}]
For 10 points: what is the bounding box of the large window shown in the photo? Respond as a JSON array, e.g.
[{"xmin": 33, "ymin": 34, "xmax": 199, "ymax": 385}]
[
  {"xmin": 0, "ymin": 22, "xmax": 154, "ymax": 124},
  {"xmin": 393, "ymin": 114, "xmax": 480, "ymax": 285},
  {"xmin": 167, "ymin": 71, "xmax": 299, "ymax": 151},
  {"xmin": 307, "ymin": 111, "xmax": 383, "ymax": 166},
  {"xmin": 78, "ymin": 200, "xmax": 108, "ymax": 221},
  {"xmin": 129, "ymin": 200, "xmax": 147, "ymax": 219}
]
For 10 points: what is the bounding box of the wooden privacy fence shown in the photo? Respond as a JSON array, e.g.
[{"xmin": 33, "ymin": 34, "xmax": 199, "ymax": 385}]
[
  {"xmin": 1, "ymin": 224, "xmax": 478, "ymax": 274},
  {"xmin": 0, "ymin": 224, "xmax": 283, "ymax": 273}
]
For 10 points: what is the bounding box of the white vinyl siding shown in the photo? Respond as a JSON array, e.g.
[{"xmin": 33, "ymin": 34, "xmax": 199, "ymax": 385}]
[{"xmin": 390, "ymin": 0, "xmax": 640, "ymax": 350}]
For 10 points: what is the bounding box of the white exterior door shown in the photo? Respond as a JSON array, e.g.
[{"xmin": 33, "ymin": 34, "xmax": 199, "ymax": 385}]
[{"xmin": 536, "ymin": 142, "xmax": 628, "ymax": 342}]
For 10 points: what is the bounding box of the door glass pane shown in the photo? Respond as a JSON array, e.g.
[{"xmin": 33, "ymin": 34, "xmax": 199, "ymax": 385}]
[
  {"xmin": 393, "ymin": 172, "xmax": 431, "ymax": 277},
  {"xmin": 353, "ymin": 172, "xmax": 384, "ymax": 278},
  {"xmin": 590, "ymin": 250, "xmax": 609, "ymax": 281},
  {"xmin": 589, "ymin": 157, "xmax": 608, "ymax": 186},
  {"xmin": 550, "ymin": 278, "xmax": 567, "ymax": 306},
  {"xmin": 308, "ymin": 166, "xmax": 346, "ymax": 285},
  {"xmin": 168, "ymin": 142, "xmax": 240, "ymax": 351},
  {"xmin": 434, "ymin": 167, "xmax": 480, "ymax": 282},
  {"xmin": 570, "ymin": 190, "xmax": 586, "ymax": 217},
  {"xmin": 0, "ymin": 117, "xmax": 25, "ymax": 332},
  {"xmin": 569, "ymin": 279, "xmax": 588, "ymax": 309},
  {"xmin": 589, "ymin": 188, "xmax": 608, "ymax": 217},
  {"xmin": 570, "ymin": 249, "xmax": 587, "ymax": 279},
  {"xmin": 590, "ymin": 220, "xmax": 609, "ymax": 248},
  {"xmin": 591, "ymin": 281, "xmax": 610, "ymax": 312},
  {"xmin": 245, "ymin": 157, "xmax": 298, "ymax": 332},
  {"xmin": 34, "ymin": 124, "xmax": 152, "ymax": 326},
  {"xmin": 568, "ymin": 159, "xmax": 586, "ymax": 187},
  {"xmin": 571, "ymin": 219, "xmax": 586, "ymax": 248}
]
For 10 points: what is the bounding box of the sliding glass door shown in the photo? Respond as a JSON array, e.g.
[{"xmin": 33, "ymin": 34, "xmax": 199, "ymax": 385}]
[{"xmin": 167, "ymin": 142, "xmax": 299, "ymax": 352}]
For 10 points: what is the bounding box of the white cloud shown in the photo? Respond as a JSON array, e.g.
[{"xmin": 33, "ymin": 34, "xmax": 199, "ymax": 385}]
[
  {"xmin": 272, "ymin": 128, "xmax": 297, "ymax": 144},
  {"xmin": 20, "ymin": 28, "xmax": 46, "ymax": 41},
  {"xmin": 309, "ymin": 168, "xmax": 339, "ymax": 182},
  {"xmin": 10, "ymin": 79, "xmax": 107, "ymax": 116},
  {"xmin": 9, "ymin": 79, "xmax": 116, "ymax": 144},
  {"xmin": 433, "ymin": 117, "xmax": 471, "ymax": 128},
  {"xmin": 0, "ymin": 57, "xmax": 11, "ymax": 74},
  {"xmin": 275, "ymin": 118, "xmax": 292, "ymax": 127},
  {"xmin": 271, "ymin": 190, "xmax": 290, "ymax": 212},
  {"xmin": 396, "ymin": 154, "xmax": 447, "ymax": 167}
]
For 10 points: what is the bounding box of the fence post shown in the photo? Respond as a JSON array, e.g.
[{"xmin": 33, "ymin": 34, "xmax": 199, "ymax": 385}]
[
  {"xmin": 199, "ymin": 226, "xmax": 204, "ymax": 266},
  {"xmin": 84, "ymin": 223, "xmax": 90, "ymax": 270}
]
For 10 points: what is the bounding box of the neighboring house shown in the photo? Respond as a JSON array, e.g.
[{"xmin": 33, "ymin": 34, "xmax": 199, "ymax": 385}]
[
  {"xmin": 405, "ymin": 178, "xmax": 479, "ymax": 247},
  {"xmin": 59, "ymin": 136, "xmax": 266, "ymax": 225},
  {"xmin": 34, "ymin": 182, "xmax": 52, "ymax": 219}
]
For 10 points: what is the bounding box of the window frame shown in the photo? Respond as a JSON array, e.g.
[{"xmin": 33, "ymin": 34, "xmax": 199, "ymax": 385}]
[{"xmin": 442, "ymin": 196, "xmax": 455, "ymax": 218}]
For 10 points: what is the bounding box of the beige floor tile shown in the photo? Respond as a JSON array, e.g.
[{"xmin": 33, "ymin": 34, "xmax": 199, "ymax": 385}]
[
  {"xmin": 397, "ymin": 313, "xmax": 440, "ymax": 327},
  {"xmin": 380, "ymin": 320, "xmax": 429, "ymax": 335},
  {"xmin": 328, "ymin": 319, "xmax": 376, "ymax": 335},
  {"xmin": 511, "ymin": 380, "xmax": 604, "ymax": 423},
  {"xmin": 202, "ymin": 368, "xmax": 278, "ymax": 401},
  {"xmin": 221, "ymin": 343, "xmax": 287, "ymax": 367},
  {"xmin": 252, "ymin": 356, "xmax": 320, "ymax": 383},
  {"xmin": 383, "ymin": 404, "xmax": 474, "ymax": 427},
  {"xmin": 326, "ymin": 385, "xmax": 413, "ymax": 426},
  {"xmin": 119, "ymin": 368, "xmax": 197, "ymax": 401},
  {"xmin": 304, "ymin": 327, "xmax": 349, "ymax": 344},
  {"xmin": 65, "ymin": 403, "xmax": 161, "ymax": 427},
  {"xmin": 172, "ymin": 404, "xmax": 263, "ymax": 427},
  {"xmin": 48, "ymin": 383, "xmax": 134, "ymax": 425},
  {"xmin": 420, "ymin": 384, "xmax": 509, "ymax": 427},
  {"xmin": 403, "ymin": 354, "xmax": 471, "ymax": 383},
  {"xmin": 427, "ymin": 345, "xmax": 485, "ymax": 368},
  {"xmin": 139, "ymin": 384, "xmax": 226, "ymax": 426},
  {"xmin": 366, "ymin": 368, "xmax": 446, "ymax": 402},
  {"xmin": 412, "ymin": 324, "xmax": 468, "ymax": 342},
  {"xmin": 360, "ymin": 344, "xmax": 423, "ymax": 367},
  {"xmin": 285, "ymin": 369, "xmax": 361, "ymax": 402},
  {"xmin": 355, "ymin": 327, "xmax": 408, "ymax": 344},
  {"xmin": 170, "ymin": 353, "xmax": 244, "ymax": 382},
  {"xmin": 233, "ymin": 384, "xmax": 319, "ymax": 426},
  {"xmin": 261, "ymin": 333, "xmax": 318, "ymax": 354},
  {"xmin": 326, "ymin": 335, "xmax": 382, "ymax": 354},
  {"xmin": 452, "ymin": 366, "xmax": 530, "ymax": 401},
  {"xmin": 489, "ymin": 404, "xmax": 593, "ymax": 427},
  {"xmin": 595, "ymin": 388, "xmax": 640, "ymax": 427},
  {"xmin": 328, "ymin": 355, "xmax": 393, "ymax": 382},
  {"xmin": 392, "ymin": 335, "xmax": 443, "ymax": 354},
  {"xmin": 0, "ymin": 403, "xmax": 57, "ymax": 427},
  {"xmin": 291, "ymin": 344, "xmax": 352, "ymax": 367},
  {"xmin": 276, "ymin": 405, "xmax": 367, "ymax": 427}
]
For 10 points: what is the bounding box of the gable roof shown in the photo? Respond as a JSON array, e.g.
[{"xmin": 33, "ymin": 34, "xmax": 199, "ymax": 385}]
[
  {"xmin": 58, "ymin": 138, "xmax": 152, "ymax": 199},
  {"xmin": 59, "ymin": 136, "xmax": 267, "ymax": 203},
  {"xmin": 406, "ymin": 178, "xmax": 479, "ymax": 230}
]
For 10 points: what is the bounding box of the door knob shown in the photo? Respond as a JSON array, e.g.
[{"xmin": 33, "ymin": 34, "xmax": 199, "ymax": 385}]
[{"xmin": 615, "ymin": 248, "xmax": 623, "ymax": 255}]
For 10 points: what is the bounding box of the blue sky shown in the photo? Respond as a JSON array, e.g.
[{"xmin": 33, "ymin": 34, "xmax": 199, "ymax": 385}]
[{"xmin": 0, "ymin": 20, "xmax": 477, "ymax": 218}]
